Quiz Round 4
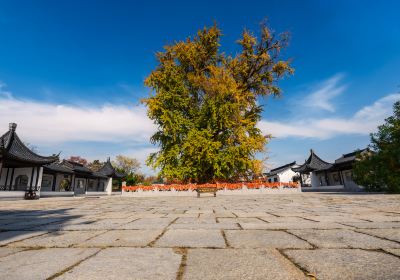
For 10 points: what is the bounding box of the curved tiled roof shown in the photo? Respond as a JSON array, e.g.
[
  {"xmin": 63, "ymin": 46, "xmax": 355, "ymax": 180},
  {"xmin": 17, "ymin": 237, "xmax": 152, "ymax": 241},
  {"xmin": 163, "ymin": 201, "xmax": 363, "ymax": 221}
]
[
  {"xmin": 334, "ymin": 149, "xmax": 367, "ymax": 165},
  {"xmin": 266, "ymin": 161, "xmax": 297, "ymax": 176},
  {"xmin": 44, "ymin": 162, "xmax": 74, "ymax": 174},
  {"xmin": 98, "ymin": 158, "xmax": 126, "ymax": 179},
  {"xmin": 44, "ymin": 161, "xmax": 108, "ymax": 179},
  {"xmin": 292, "ymin": 150, "xmax": 333, "ymax": 173},
  {"xmin": 0, "ymin": 123, "xmax": 58, "ymax": 165}
]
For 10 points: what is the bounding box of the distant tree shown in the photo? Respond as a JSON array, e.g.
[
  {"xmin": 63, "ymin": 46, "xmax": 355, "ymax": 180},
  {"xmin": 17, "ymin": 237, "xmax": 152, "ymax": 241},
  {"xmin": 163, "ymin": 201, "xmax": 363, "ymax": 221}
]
[
  {"xmin": 143, "ymin": 23, "xmax": 293, "ymax": 183},
  {"xmin": 68, "ymin": 156, "xmax": 88, "ymax": 166},
  {"xmin": 353, "ymin": 100, "xmax": 400, "ymax": 193},
  {"xmin": 113, "ymin": 155, "xmax": 141, "ymax": 175},
  {"xmin": 87, "ymin": 159, "xmax": 104, "ymax": 171}
]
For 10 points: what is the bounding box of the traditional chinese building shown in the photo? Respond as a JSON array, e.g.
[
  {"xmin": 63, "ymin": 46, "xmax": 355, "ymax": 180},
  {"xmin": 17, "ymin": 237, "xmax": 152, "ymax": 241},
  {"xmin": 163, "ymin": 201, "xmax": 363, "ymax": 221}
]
[
  {"xmin": 41, "ymin": 158, "xmax": 125, "ymax": 196},
  {"xmin": 0, "ymin": 123, "xmax": 58, "ymax": 198},
  {"xmin": 264, "ymin": 161, "xmax": 299, "ymax": 183},
  {"xmin": 292, "ymin": 149, "xmax": 366, "ymax": 191},
  {"xmin": 0, "ymin": 123, "xmax": 126, "ymax": 199}
]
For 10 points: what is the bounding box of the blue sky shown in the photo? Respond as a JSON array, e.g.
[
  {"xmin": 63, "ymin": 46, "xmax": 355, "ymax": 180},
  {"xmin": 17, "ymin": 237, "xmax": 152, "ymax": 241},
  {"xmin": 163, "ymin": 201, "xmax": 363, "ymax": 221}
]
[{"xmin": 0, "ymin": 0, "xmax": 399, "ymax": 174}]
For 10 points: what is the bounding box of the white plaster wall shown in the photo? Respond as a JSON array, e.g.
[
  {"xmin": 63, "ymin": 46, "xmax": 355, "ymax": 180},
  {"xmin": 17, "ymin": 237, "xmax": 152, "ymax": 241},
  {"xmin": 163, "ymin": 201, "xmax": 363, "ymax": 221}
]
[
  {"xmin": 310, "ymin": 172, "xmax": 319, "ymax": 188},
  {"xmin": 278, "ymin": 169, "xmax": 298, "ymax": 182},
  {"xmin": 36, "ymin": 167, "xmax": 43, "ymax": 189},
  {"xmin": 105, "ymin": 178, "xmax": 112, "ymax": 195},
  {"xmin": 13, "ymin": 168, "xmax": 31, "ymax": 186}
]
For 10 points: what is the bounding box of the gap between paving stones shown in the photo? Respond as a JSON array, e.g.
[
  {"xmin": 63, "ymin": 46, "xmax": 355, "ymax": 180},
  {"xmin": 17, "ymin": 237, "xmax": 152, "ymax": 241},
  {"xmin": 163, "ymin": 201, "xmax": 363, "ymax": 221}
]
[
  {"xmin": 283, "ymin": 230, "xmax": 317, "ymax": 249},
  {"xmin": 0, "ymin": 231, "xmax": 50, "ymax": 247},
  {"xmin": 174, "ymin": 247, "xmax": 188, "ymax": 280},
  {"xmin": 352, "ymin": 229, "xmax": 400, "ymax": 246},
  {"xmin": 277, "ymin": 249, "xmax": 316, "ymax": 279},
  {"xmin": 46, "ymin": 248, "xmax": 103, "ymax": 280},
  {"xmin": 148, "ymin": 217, "xmax": 179, "ymax": 247}
]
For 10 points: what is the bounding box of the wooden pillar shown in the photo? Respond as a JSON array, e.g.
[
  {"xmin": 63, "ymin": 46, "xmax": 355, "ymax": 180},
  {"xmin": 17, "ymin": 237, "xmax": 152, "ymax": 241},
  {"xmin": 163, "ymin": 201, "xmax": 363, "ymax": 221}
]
[
  {"xmin": 35, "ymin": 167, "xmax": 40, "ymax": 190},
  {"xmin": 324, "ymin": 171, "xmax": 329, "ymax": 186},
  {"xmin": 52, "ymin": 174, "xmax": 57, "ymax": 191},
  {"xmin": 71, "ymin": 174, "xmax": 75, "ymax": 191},
  {"xmin": 0, "ymin": 161, "xmax": 3, "ymax": 186},
  {"xmin": 29, "ymin": 167, "xmax": 35, "ymax": 190},
  {"xmin": 299, "ymin": 173, "xmax": 304, "ymax": 188},
  {"xmin": 9, "ymin": 168, "xmax": 15, "ymax": 190},
  {"xmin": 4, "ymin": 166, "xmax": 10, "ymax": 190},
  {"xmin": 339, "ymin": 170, "xmax": 345, "ymax": 186}
]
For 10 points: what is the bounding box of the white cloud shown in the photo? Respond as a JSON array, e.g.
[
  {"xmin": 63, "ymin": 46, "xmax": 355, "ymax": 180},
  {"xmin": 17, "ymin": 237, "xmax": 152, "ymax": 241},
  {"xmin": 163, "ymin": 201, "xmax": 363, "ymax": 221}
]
[
  {"xmin": 0, "ymin": 86, "xmax": 156, "ymax": 144},
  {"xmin": 303, "ymin": 73, "xmax": 346, "ymax": 112},
  {"xmin": 259, "ymin": 93, "xmax": 400, "ymax": 139}
]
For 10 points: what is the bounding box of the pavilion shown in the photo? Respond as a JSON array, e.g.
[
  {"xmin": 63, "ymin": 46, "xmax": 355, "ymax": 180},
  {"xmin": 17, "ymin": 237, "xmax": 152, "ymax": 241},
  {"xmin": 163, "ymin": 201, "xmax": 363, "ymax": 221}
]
[{"xmin": 0, "ymin": 123, "xmax": 58, "ymax": 199}]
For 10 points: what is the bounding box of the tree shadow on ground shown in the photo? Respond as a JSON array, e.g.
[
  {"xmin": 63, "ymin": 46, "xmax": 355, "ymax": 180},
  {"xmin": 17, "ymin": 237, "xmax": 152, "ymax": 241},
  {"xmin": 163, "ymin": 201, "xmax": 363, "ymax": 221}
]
[{"xmin": 0, "ymin": 208, "xmax": 83, "ymax": 244}]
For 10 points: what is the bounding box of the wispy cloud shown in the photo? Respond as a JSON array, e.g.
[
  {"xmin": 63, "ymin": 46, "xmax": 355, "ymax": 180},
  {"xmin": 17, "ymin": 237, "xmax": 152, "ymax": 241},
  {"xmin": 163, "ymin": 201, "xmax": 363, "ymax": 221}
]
[
  {"xmin": 0, "ymin": 84, "xmax": 156, "ymax": 144},
  {"xmin": 303, "ymin": 73, "xmax": 346, "ymax": 112},
  {"xmin": 259, "ymin": 93, "xmax": 400, "ymax": 139}
]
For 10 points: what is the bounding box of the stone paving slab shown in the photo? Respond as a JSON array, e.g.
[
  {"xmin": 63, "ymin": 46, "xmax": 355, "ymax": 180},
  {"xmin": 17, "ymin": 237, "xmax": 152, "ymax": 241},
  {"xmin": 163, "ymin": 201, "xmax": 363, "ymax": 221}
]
[
  {"xmin": 0, "ymin": 218, "xmax": 65, "ymax": 230},
  {"xmin": 240, "ymin": 222, "xmax": 349, "ymax": 230},
  {"xmin": 175, "ymin": 217, "xmax": 216, "ymax": 224},
  {"xmin": 0, "ymin": 230, "xmax": 48, "ymax": 246},
  {"xmin": 120, "ymin": 217, "xmax": 175, "ymax": 229},
  {"xmin": 289, "ymin": 229, "xmax": 400, "ymax": 249},
  {"xmin": 284, "ymin": 249, "xmax": 400, "ymax": 280},
  {"xmin": 184, "ymin": 248, "xmax": 306, "ymax": 280},
  {"xmin": 0, "ymin": 247, "xmax": 25, "ymax": 258},
  {"xmin": 9, "ymin": 230, "xmax": 107, "ymax": 248},
  {"xmin": 0, "ymin": 248, "xmax": 99, "ymax": 280},
  {"xmin": 169, "ymin": 222, "xmax": 239, "ymax": 230},
  {"xmin": 225, "ymin": 230, "xmax": 312, "ymax": 249},
  {"xmin": 340, "ymin": 221, "xmax": 400, "ymax": 229},
  {"xmin": 155, "ymin": 229, "xmax": 226, "ymax": 248},
  {"xmin": 357, "ymin": 228, "xmax": 400, "ymax": 243},
  {"xmin": 82, "ymin": 229, "xmax": 163, "ymax": 247},
  {"xmin": 0, "ymin": 193, "xmax": 399, "ymax": 279},
  {"xmin": 55, "ymin": 248, "xmax": 181, "ymax": 280},
  {"xmin": 385, "ymin": 248, "xmax": 400, "ymax": 257},
  {"xmin": 217, "ymin": 217, "xmax": 266, "ymax": 224}
]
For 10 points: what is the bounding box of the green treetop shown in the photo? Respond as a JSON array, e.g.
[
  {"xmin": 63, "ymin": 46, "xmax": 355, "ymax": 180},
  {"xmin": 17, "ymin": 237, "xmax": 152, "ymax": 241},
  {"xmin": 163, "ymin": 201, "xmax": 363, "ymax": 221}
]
[
  {"xmin": 143, "ymin": 23, "xmax": 293, "ymax": 183},
  {"xmin": 353, "ymin": 100, "xmax": 400, "ymax": 193}
]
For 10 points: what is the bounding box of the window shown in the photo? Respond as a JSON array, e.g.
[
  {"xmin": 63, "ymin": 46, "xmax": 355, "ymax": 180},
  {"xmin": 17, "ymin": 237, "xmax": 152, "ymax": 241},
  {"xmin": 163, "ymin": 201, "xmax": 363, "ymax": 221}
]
[
  {"xmin": 87, "ymin": 180, "xmax": 96, "ymax": 191},
  {"xmin": 273, "ymin": 177, "xmax": 278, "ymax": 182},
  {"xmin": 98, "ymin": 181, "xmax": 105, "ymax": 191},
  {"xmin": 14, "ymin": 175, "xmax": 28, "ymax": 190},
  {"xmin": 41, "ymin": 175, "xmax": 53, "ymax": 191},
  {"xmin": 59, "ymin": 179, "xmax": 71, "ymax": 191}
]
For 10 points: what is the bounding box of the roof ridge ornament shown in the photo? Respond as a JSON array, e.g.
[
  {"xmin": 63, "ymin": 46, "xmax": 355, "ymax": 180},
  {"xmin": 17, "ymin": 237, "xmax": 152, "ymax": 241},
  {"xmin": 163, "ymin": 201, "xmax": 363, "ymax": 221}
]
[{"xmin": 9, "ymin": 123, "xmax": 17, "ymax": 132}]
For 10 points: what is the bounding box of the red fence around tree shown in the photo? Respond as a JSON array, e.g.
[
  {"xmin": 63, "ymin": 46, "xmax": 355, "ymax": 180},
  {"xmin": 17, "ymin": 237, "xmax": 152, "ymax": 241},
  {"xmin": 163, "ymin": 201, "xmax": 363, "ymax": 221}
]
[{"xmin": 122, "ymin": 182, "xmax": 299, "ymax": 192}]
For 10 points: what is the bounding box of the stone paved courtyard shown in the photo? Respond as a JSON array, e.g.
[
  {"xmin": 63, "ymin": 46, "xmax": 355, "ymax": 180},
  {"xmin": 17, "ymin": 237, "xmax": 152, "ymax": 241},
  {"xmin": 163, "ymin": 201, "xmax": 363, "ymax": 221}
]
[{"xmin": 0, "ymin": 193, "xmax": 400, "ymax": 279}]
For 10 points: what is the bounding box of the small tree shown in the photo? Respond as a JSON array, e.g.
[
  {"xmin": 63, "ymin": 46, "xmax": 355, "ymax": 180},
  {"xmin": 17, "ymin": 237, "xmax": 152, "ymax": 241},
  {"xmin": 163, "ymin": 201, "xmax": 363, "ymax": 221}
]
[
  {"xmin": 113, "ymin": 155, "xmax": 141, "ymax": 175},
  {"xmin": 68, "ymin": 156, "xmax": 88, "ymax": 166},
  {"xmin": 87, "ymin": 159, "xmax": 104, "ymax": 171},
  {"xmin": 353, "ymin": 101, "xmax": 400, "ymax": 193},
  {"xmin": 144, "ymin": 23, "xmax": 293, "ymax": 183}
]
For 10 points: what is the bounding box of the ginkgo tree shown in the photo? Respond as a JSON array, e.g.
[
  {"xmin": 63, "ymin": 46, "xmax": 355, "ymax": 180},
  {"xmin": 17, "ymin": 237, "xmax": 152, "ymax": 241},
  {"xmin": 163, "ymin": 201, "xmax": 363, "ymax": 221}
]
[{"xmin": 143, "ymin": 23, "xmax": 293, "ymax": 183}]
